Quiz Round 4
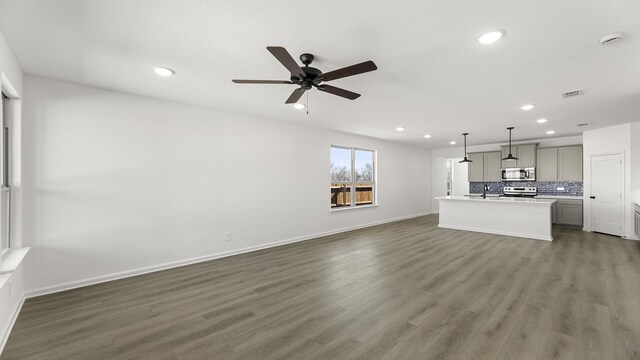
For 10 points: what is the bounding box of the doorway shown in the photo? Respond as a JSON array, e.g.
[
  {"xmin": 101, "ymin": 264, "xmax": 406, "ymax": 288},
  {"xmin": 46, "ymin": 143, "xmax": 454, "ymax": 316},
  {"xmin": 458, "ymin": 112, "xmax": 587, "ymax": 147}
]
[
  {"xmin": 446, "ymin": 158, "xmax": 468, "ymax": 197},
  {"xmin": 589, "ymin": 153, "xmax": 623, "ymax": 236}
]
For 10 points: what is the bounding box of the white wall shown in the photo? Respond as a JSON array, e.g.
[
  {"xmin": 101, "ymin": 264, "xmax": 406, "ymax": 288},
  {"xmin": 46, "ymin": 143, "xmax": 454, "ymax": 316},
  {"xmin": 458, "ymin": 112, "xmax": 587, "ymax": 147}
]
[
  {"xmin": 431, "ymin": 135, "xmax": 583, "ymax": 211},
  {"xmin": 0, "ymin": 28, "xmax": 24, "ymax": 354},
  {"xmin": 0, "ymin": 31, "xmax": 22, "ymax": 96},
  {"xmin": 21, "ymin": 75, "xmax": 432, "ymax": 295},
  {"xmin": 583, "ymin": 122, "xmax": 638, "ymax": 239}
]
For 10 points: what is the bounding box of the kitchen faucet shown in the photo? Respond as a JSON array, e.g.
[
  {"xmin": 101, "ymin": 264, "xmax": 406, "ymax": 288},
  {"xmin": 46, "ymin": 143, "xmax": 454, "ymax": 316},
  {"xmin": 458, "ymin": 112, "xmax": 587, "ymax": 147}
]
[{"xmin": 483, "ymin": 184, "xmax": 489, "ymax": 199}]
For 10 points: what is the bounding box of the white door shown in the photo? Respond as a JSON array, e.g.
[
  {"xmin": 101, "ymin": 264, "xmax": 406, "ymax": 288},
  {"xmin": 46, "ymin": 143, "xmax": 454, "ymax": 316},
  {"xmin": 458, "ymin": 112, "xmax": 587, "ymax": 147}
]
[{"xmin": 590, "ymin": 153, "xmax": 623, "ymax": 236}]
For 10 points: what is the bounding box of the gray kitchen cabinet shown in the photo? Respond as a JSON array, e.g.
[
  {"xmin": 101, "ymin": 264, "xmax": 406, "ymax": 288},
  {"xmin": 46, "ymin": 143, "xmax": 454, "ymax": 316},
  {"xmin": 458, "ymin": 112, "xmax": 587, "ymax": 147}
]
[
  {"xmin": 558, "ymin": 146, "xmax": 583, "ymax": 181},
  {"xmin": 551, "ymin": 203, "xmax": 557, "ymax": 224},
  {"xmin": 517, "ymin": 144, "xmax": 537, "ymax": 168},
  {"xmin": 501, "ymin": 144, "xmax": 537, "ymax": 168},
  {"xmin": 536, "ymin": 147, "xmax": 558, "ymax": 181},
  {"xmin": 468, "ymin": 152, "xmax": 501, "ymax": 182},
  {"xmin": 467, "ymin": 153, "xmax": 484, "ymax": 182},
  {"xmin": 483, "ymin": 151, "xmax": 502, "ymax": 181},
  {"xmin": 556, "ymin": 199, "xmax": 583, "ymax": 226}
]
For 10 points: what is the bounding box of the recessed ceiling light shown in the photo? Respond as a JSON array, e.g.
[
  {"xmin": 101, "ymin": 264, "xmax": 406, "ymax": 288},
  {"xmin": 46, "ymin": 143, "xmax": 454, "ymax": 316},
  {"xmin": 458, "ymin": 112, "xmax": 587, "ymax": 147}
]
[
  {"xmin": 478, "ymin": 30, "xmax": 504, "ymax": 44},
  {"xmin": 521, "ymin": 104, "xmax": 535, "ymax": 111},
  {"xmin": 546, "ymin": 130, "xmax": 555, "ymax": 135},
  {"xmin": 154, "ymin": 67, "xmax": 175, "ymax": 77},
  {"xmin": 450, "ymin": 141, "xmax": 456, "ymax": 145},
  {"xmin": 424, "ymin": 134, "xmax": 432, "ymax": 139},
  {"xmin": 396, "ymin": 127, "xmax": 405, "ymax": 132},
  {"xmin": 537, "ymin": 118, "xmax": 548, "ymax": 124},
  {"xmin": 293, "ymin": 103, "xmax": 305, "ymax": 110}
]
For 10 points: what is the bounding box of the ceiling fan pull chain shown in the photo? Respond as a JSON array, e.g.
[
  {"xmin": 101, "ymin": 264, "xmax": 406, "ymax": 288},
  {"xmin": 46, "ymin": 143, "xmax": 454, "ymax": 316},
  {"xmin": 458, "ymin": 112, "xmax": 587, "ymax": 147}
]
[{"xmin": 306, "ymin": 91, "xmax": 309, "ymax": 115}]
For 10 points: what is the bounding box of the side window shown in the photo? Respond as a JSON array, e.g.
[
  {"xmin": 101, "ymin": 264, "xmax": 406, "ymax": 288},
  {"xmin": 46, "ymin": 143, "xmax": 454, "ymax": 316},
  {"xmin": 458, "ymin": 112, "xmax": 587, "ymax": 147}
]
[
  {"xmin": 330, "ymin": 146, "xmax": 376, "ymax": 209},
  {"xmin": 1, "ymin": 93, "xmax": 10, "ymax": 255}
]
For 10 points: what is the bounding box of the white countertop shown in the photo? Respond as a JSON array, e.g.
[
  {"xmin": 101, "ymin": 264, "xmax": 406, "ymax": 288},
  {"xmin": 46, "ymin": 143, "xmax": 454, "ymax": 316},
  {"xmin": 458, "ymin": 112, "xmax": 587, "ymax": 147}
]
[
  {"xmin": 465, "ymin": 193, "xmax": 501, "ymax": 198},
  {"xmin": 437, "ymin": 196, "xmax": 556, "ymax": 205},
  {"xmin": 534, "ymin": 195, "xmax": 584, "ymax": 199},
  {"xmin": 467, "ymin": 194, "xmax": 583, "ymax": 200}
]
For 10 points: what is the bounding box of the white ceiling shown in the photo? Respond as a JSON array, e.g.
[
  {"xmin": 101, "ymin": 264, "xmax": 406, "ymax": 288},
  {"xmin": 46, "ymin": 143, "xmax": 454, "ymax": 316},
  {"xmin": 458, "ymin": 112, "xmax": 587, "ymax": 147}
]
[{"xmin": 1, "ymin": 0, "xmax": 639, "ymax": 148}]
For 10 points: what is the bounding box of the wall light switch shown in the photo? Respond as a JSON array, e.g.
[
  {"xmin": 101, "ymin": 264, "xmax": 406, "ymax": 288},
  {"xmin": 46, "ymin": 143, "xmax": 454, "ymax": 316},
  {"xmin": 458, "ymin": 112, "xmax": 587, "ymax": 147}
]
[{"xmin": 556, "ymin": 186, "xmax": 565, "ymax": 191}]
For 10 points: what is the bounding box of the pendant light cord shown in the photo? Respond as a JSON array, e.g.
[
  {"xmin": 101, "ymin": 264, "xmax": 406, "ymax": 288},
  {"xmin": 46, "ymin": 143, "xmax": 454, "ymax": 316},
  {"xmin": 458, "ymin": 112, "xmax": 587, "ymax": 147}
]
[
  {"xmin": 464, "ymin": 135, "xmax": 467, "ymax": 156},
  {"xmin": 509, "ymin": 128, "xmax": 512, "ymax": 153}
]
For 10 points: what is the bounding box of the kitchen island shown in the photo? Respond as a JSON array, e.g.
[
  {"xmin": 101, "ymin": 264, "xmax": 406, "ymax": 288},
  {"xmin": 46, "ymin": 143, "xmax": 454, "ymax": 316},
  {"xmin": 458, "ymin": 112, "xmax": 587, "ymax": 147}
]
[{"xmin": 436, "ymin": 196, "xmax": 557, "ymax": 241}]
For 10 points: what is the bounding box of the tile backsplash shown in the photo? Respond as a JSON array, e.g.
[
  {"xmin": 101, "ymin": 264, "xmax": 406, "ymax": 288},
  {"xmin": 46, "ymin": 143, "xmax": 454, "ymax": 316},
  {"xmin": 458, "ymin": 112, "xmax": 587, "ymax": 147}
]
[{"xmin": 469, "ymin": 181, "xmax": 583, "ymax": 196}]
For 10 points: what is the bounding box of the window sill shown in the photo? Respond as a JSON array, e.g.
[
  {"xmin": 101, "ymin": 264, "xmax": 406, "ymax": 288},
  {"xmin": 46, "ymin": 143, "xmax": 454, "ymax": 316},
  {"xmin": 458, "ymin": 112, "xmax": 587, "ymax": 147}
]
[
  {"xmin": 330, "ymin": 204, "xmax": 378, "ymax": 212},
  {"xmin": 1, "ymin": 247, "xmax": 30, "ymax": 274},
  {"xmin": 0, "ymin": 273, "xmax": 10, "ymax": 290}
]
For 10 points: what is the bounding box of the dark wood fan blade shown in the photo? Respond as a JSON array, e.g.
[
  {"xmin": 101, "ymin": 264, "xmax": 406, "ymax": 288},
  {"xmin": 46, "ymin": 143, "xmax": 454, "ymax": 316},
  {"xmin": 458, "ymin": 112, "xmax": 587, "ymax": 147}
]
[
  {"xmin": 267, "ymin": 46, "xmax": 306, "ymax": 77},
  {"xmin": 318, "ymin": 61, "xmax": 377, "ymax": 82},
  {"xmin": 285, "ymin": 88, "xmax": 306, "ymax": 104},
  {"xmin": 316, "ymin": 85, "xmax": 360, "ymax": 100},
  {"xmin": 232, "ymin": 79, "xmax": 293, "ymax": 84}
]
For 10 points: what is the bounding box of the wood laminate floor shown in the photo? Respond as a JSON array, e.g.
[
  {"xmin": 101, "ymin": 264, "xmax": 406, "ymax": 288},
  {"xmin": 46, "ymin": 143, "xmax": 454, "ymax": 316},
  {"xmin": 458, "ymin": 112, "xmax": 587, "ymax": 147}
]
[{"xmin": 3, "ymin": 215, "xmax": 640, "ymax": 360}]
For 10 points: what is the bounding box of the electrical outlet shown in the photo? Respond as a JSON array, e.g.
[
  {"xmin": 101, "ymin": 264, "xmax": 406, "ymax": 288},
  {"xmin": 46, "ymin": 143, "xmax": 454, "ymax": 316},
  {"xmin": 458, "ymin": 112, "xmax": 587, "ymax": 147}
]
[
  {"xmin": 556, "ymin": 186, "xmax": 565, "ymax": 191},
  {"xmin": 224, "ymin": 232, "xmax": 232, "ymax": 241}
]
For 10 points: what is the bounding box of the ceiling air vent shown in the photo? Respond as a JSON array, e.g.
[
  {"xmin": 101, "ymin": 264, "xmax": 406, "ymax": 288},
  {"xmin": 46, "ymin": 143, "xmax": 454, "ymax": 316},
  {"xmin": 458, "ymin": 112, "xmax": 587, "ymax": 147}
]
[
  {"xmin": 562, "ymin": 90, "xmax": 583, "ymax": 98},
  {"xmin": 600, "ymin": 32, "xmax": 625, "ymax": 45},
  {"xmin": 577, "ymin": 122, "xmax": 591, "ymax": 127}
]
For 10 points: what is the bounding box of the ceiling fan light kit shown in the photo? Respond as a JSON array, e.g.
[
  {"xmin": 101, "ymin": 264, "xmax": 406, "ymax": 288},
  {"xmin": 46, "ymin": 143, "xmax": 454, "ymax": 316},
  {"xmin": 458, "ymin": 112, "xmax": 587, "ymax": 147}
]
[{"xmin": 232, "ymin": 46, "xmax": 377, "ymax": 104}]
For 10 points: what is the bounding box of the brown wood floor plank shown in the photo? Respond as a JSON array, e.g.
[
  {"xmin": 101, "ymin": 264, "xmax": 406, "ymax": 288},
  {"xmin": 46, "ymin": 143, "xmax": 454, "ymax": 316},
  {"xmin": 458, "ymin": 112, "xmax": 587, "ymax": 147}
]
[
  {"xmin": 2, "ymin": 215, "xmax": 639, "ymax": 360},
  {"xmin": 535, "ymin": 331, "xmax": 577, "ymax": 360}
]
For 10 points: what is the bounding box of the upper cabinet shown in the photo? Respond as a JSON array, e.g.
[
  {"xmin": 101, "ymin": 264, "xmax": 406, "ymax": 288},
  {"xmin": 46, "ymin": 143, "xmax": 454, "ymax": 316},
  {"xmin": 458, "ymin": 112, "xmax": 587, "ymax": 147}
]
[
  {"xmin": 484, "ymin": 151, "xmax": 502, "ymax": 181},
  {"xmin": 558, "ymin": 146, "xmax": 583, "ymax": 181},
  {"xmin": 468, "ymin": 151, "xmax": 501, "ymax": 182},
  {"xmin": 517, "ymin": 144, "xmax": 537, "ymax": 167},
  {"xmin": 467, "ymin": 153, "xmax": 485, "ymax": 182},
  {"xmin": 501, "ymin": 144, "xmax": 537, "ymax": 168},
  {"xmin": 536, "ymin": 145, "xmax": 583, "ymax": 181},
  {"xmin": 468, "ymin": 144, "xmax": 583, "ymax": 182},
  {"xmin": 536, "ymin": 147, "xmax": 558, "ymax": 181}
]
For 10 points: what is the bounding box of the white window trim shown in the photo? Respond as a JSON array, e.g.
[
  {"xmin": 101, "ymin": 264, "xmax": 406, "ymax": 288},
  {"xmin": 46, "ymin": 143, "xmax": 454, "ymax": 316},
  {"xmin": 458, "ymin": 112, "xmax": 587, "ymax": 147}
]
[
  {"xmin": 0, "ymin": 75, "xmax": 22, "ymax": 266},
  {"xmin": 0, "ymin": 92, "xmax": 8, "ymax": 258},
  {"xmin": 330, "ymin": 145, "xmax": 377, "ymax": 211}
]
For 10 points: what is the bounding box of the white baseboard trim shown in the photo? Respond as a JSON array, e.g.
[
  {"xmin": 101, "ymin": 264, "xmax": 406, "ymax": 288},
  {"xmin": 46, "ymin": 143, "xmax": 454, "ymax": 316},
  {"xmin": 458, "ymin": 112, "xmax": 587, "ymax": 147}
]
[
  {"xmin": 0, "ymin": 295, "xmax": 25, "ymax": 356},
  {"xmin": 25, "ymin": 212, "xmax": 434, "ymax": 299},
  {"xmin": 438, "ymin": 224, "xmax": 553, "ymax": 241}
]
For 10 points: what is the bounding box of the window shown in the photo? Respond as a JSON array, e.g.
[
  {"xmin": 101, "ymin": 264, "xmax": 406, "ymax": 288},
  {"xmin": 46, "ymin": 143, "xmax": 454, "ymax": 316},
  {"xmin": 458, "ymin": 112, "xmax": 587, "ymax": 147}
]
[
  {"xmin": 1, "ymin": 92, "xmax": 9, "ymax": 255},
  {"xmin": 330, "ymin": 146, "xmax": 375, "ymax": 209}
]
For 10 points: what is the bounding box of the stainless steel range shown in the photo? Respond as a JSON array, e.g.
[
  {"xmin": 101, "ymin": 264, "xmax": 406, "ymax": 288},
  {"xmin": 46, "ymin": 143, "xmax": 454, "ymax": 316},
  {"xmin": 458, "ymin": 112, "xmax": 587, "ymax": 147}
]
[{"xmin": 502, "ymin": 186, "xmax": 537, "ymax": 197}]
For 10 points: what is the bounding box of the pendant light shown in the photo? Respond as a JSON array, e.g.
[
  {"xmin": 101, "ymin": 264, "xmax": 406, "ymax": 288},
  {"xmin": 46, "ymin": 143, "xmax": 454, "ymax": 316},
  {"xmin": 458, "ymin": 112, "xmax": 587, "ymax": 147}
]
[
  {"xmin": 502, "ymin": 127, "xmax": 519, "ymax": 161},
  {"xmin": 459, "ymin": 133, "xmax": 472, "ymax": 163}
]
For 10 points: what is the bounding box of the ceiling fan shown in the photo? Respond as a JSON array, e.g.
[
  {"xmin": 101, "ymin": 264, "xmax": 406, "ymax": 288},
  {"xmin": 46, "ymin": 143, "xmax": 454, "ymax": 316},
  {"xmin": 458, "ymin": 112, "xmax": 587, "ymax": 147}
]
[{"xmin": 232, "ymin": 46, "xmax": 377, "ymax": 104}]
